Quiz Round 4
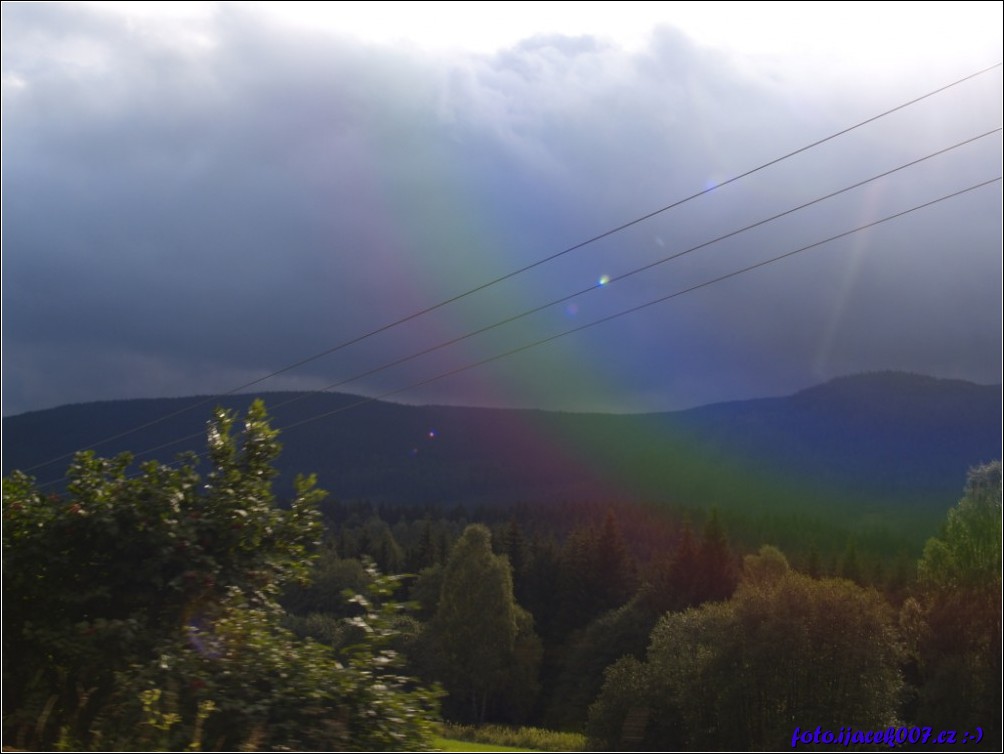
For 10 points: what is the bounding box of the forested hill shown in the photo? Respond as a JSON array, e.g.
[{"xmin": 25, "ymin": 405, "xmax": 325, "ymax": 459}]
[{"xmin": 3, "ymin": 372, "xmax": 999, "ymax": 531}]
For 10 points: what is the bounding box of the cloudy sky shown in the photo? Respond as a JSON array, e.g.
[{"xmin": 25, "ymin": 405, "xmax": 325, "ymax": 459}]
[{"xmin": 2, "ymin": 1, "xmax": 1001, "ymax": 417}]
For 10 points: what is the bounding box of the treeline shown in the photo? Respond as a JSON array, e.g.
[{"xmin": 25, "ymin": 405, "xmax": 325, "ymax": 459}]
[
  {"xmin": 285, "ymin": 502, "xmax": 742, "ymax": 726},
  {"xmin": 313, "ymin": 493, "xmax": 922, "ymax": 599},
  {"xmin": 3, "ymin": 402, "xmax": 1000, "ymax": 750},
  {"xmin": 278, "ymin": 463, "xmax": 1000, "ymax": 749}
]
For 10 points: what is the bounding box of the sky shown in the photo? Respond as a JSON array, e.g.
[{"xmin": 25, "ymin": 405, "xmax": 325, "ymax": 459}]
[{"xmin": 2, "ymin": 1, "xmax": 1002, "ymax": 417}]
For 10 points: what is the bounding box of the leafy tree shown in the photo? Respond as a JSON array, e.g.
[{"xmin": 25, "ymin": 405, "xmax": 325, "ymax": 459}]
[
  {"xmin": 422, "ymin": 524, "xmax": 540, "ymax": 722},
  {"xmin": 544, "ymin": 595, "xmax": 659, "ymax": 731},
  {"xmin": 2, "ymin": 401, "xmax": 440, "ymax": 750},
  {"xmin": 357, "ymin": 515, "xmax": 406, "ymax": 573},
  {"xmin": 589, "ymin": 545, "xmax": 903, "ymax": 750},
  {"xmin": 918, "ymin": 461, "xmax": 1002, "ymax": 592},
  {"xmin": 585, "ymin": 656, "xmax": 659, "ymax": 751},
  {"xmin": 713, "ymin": 550, "xmax": 901, "ymax": 747},
  {"xmin": 495, "ymin": 605, "xmax": 544, "ymax": 723},
  {"xmin": 280, "ymin": 544, "xmax": 371, "ymax": 617},
  {"xmin": 909, "ymin": 461, "xmax": 1002, "ymax": 749},
  {"xmin": 409, "ymin": 562, "xmax": 445, "ymax": 620},
  {"xmin": 741, "ymin": 542, "xmax": 791, "ymax": 584}
]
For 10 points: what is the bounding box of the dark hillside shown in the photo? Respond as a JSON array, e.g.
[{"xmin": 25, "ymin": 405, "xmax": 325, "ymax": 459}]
[{"xmin": 3, "ymin": 372, "xmax": 999, "ymax": 552}]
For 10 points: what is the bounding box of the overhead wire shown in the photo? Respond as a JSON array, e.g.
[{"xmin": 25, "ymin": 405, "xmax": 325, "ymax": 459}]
[
  {"xmin": 33, "ymin": 175, "xmax": 1002, "ymax": 489},
  {"xmin": 18, "ymin": 61, "xmax": 1002, "ymax": 477},
  {"xmin": 274, "ymin": 178, "xmax": 1004, "ymax": 432},
  {"xmin": 75, "ymin": 127, "xmax": 1000, "ymax": 469}
]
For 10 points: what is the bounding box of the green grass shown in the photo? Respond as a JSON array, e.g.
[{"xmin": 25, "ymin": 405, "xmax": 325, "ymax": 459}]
[
  {"xmin": 432, "ymin": 736, "xmax": 543, "ymax": 752},
  {"xmin": 438, "ymin": 724, "xmax": 587, "ymax": 752}
]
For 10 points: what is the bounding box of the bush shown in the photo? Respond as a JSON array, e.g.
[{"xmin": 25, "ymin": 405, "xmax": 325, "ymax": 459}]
[{"xmin": 2, "ymin": 401, "xmax": 441, "ymax": 750}]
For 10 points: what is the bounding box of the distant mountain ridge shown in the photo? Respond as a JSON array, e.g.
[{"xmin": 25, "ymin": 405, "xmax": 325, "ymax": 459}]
[{"xmin": 3, "ymin": 372, "xmax": 1000, "ymax": 542}]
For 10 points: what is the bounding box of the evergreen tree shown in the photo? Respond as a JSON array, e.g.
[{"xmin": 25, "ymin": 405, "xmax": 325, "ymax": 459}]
[
  {"xmin": 669, "ymin": 518, "xmax": 701, "ymax": 609},
  {"xmin": 839, "ymin": 541, "xmax": 863, "ymax": 584},
  {"xmin": 500, "ymin": 518, "xmax": 528, "ymax": 593},
  {"xmin": 805, "ymin": 544, "xmax": 822, "ymax": 579},
  {"xmin": 595, "ymin": 510, "xmax": 638, "ymax": 610},
  {"xmin": 555, "ymin": 513, "xmax": 636, "ymax": 636},
  {"xmin": 699, "ymin": 508, "xmax": 738, "ymax": 602},
  {"xmin": 520, "ymin": 535, "xmax": 562, "ymax": 641}
]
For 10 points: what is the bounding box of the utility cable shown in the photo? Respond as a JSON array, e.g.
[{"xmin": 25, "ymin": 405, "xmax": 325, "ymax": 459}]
[
  {"xmin": 18, "ymin": 62, "xmax": 1001, "ymax": 476},
  {"xmin": 201, "ymin": 129, "xmax": 1003, "ymax": 429},
  {"xmin": 33, "ymin": 175, "xmax": 1001, "ymax": 489},
  {"xmin": 275, "ymin": 178, "xmax": 1003, "ymax": 433}
]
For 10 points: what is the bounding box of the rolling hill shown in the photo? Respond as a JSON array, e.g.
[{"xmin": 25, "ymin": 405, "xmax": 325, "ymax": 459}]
[{"xmin": 3, "ymin": 371, "xmax": 999, "ymax": 550}]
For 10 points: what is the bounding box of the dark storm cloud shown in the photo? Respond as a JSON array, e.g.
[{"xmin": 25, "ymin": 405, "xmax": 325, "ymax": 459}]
[{"xmin": 2, "ymin": 3, "xmax": 1001, "ymax": 416}]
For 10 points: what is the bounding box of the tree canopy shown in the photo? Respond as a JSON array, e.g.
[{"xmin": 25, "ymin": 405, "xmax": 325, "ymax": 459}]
[
  {"xmin": 589, "ymin": 546, "xmax": 902, "ymax": 750},
  {"xmin": 421, "ymin": 524, "xmax": 541, "ymax": 723},
  {"xmin": 2, "ymin": 401, "xmax": 440, "ymax": 751},
  {"xmin": 918, "ymin": 460, "xmax": 1002, "ymax": 592},
  {"xmin": 908, "ymin": 461, "xmax": 1002, "ymax": 750}
]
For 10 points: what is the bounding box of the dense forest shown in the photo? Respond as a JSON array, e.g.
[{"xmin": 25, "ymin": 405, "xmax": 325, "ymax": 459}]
[{"xmin": 3, "ymin": 399, "xmax": 1000, "ymax": 751}]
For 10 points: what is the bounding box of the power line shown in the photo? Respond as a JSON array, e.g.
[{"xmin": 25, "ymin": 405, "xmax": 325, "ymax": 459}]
[
  {"xmin": 19, "ymin": 62, "xmax": 1001, "ymax": 476},
  {"xmin": 274, "ymin": 178, "xmax": 1002, "ymax": 433},
  {"xmin": 34, "ymin": 175, "xmax": 1001, "ymax": 489},
  {"xmin": 132, "ymin": 132, "xmax": 1004, "ymax": 432},
  {"xmin": 115, "ymin": 126, "xmax": 999, "ymax": 463}
]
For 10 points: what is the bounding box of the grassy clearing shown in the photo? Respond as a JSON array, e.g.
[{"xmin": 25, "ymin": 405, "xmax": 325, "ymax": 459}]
[
  {"xmin": 439, "ymin": 724, "xmax": 587, "ymax": 752},
  {"xmin": 432, "ymin": 736, "xmax": 542, "ymax": 752}
]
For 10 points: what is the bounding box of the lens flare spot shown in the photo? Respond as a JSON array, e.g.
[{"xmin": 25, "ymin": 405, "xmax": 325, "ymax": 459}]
[
  {"xmin": 427, "ymin": 430, "xmax": 437, "ymax": 439},
  {"xmin": 597, "ymin": 274, "xmax": 610, "ymax": 287},
  {"xmin": 565, "ymin": 302, "xmax": 579, "ymax": 317}
]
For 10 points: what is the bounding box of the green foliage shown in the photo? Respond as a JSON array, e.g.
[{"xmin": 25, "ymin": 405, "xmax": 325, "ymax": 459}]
[
  {"xmin": 441, "ymin": 723, "xmax": 587, "ymax": 751},
  {"xmin": 543, "ymin": 596, "xmax": 658, "ymax": 730},
  {"xmin": 91, "ymin": 572, "xmax": 441, "ymax": 751},
  {"xmin": 918, "ymin": 461, "xmax": 1002, "ymax": 592},
  {"xmin": 588, "ymin": 545, "xmax": 903, "ymax": 750},
  {"xmin": 2, "ymin": 401, "xmax": 440, "ymax": 751},
  {"xmin": 698, "ymin": 508, "xmax": 739, "ymax": 601},
  {"xmin": 741, "ymin": 543, "xmax": 791, "ymax": 583},
  {"xmin": 553, "ymin": 512, "xmax": 638, "ymax": 636},
  {"xmin": 422, "ymin": 524, "xmax": 541, "ymax": 723},
  {"xmin": 281, "ymin": 546, "xmax": 372, "ymax": 616},
  {"xmin": 432, "ymin": 737, "xmax": 535, "ymax": 752},
  {"xmin": 908, "ymin": 461, "xmax": 1002, "ymax": 750},
  {"xmin": 409, "ymin": 563, "xmax": 446, "ymax": 620},
  {"xmin": 715, "ymin": 554, "xmax": 902, "ymax": 747},
  {"xmin": 585, "ymin": 655, "xmax": 663, "ymax": 751},
  {"xmin": 639, "ymin": 512, "xmax": 739, "ymax": 617}
]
